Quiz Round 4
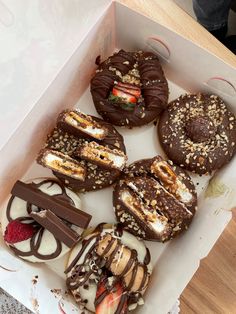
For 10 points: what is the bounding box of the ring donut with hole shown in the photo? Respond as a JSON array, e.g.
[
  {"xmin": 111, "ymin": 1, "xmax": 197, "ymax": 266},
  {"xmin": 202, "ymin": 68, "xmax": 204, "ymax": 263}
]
[
  {"xmin": 158, "ymin": 93, "xmax": 236, "ymax": 175},
  {"xmin": 90, "ymin": 50, "xmax": 169, "ymax": 127},
  {"xmin": 113, "ymin": 156, "xmax": 197, "ymax": 242}
]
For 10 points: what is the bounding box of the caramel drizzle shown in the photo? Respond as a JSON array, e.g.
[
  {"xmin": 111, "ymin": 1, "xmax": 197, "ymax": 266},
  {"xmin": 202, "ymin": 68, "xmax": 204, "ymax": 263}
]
[{"xmin": 6, "ymin": 179, "xmax": 75, "ymax": 260}]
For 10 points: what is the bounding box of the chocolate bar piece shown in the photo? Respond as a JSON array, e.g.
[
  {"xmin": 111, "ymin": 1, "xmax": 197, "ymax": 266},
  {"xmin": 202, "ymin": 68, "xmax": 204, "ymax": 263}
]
[
  {"xmin": 77, "ymin": 141, "xmax": 127, "ymax": 170},
  {"xmin": 11, "ymin": 181, "xmax": 92, "ymax": 228},
  {"xmin": 30, "ymin": 210, "xmax": 79, "ymax": 247},
  {"xmin": 57, "ymin": 110, "xmax": 108, "ymax": 140},
  {"xmin": 150, "ymin": 156, "xmax": 193, "ymax": 204},
  {"xmin": 37, "ymin": 149, "xmax": 86, "ymax": 181}
]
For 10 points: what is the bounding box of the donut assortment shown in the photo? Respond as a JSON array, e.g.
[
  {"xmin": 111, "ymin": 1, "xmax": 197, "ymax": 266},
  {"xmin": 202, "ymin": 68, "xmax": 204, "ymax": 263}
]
[
  {"xmin": 1, "ymin": 47, "xmax": 236, "ymax": 313},
  {"xmin": 91, "ymin": 50, "xmax": 169, "ymax": 127},
  {"xmin": 158, "ymin": 93, "xmax": 236, "ymax": 174}
]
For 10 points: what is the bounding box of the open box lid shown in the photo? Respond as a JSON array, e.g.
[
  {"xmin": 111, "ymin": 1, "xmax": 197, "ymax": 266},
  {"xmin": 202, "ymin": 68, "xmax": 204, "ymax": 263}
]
[{"xmin": 0, "ymin": 0, "xmax": 112, "ymax": 152}]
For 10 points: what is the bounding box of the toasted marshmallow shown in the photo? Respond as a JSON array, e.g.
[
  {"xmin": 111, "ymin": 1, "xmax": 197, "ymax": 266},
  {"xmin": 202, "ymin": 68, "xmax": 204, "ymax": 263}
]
[
  {"xmin": 77, "ymin": 141, "xmax": 127, "ymax": 170},
  {"xmin": 37, "ymin": 149, "xmax": 86, "ymax": 181}
]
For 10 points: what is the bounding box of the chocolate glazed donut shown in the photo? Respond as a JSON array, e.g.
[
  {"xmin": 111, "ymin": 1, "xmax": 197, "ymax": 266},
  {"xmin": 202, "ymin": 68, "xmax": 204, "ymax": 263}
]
[
  {"xmin": 158, "ymin": 93, "xmax": 236, "ymax": 175},
  {"xmin": 90, "ymin": 50, "xmax": 169, "ymax": 127},
  {"xmin": 38, "ymin": 111, "xmax": 127, "ymax": 192},
  {"xmin": 113, "ymin": 156, "xmax": 197, "ymax": 242}
]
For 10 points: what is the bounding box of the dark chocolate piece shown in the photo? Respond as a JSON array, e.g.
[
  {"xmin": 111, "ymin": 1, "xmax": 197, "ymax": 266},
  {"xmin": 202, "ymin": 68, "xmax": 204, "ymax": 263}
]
[
  {"xmin": 30, "ymin": 210, "xmax": 79, "ymax": 248},
  {"xmin": 37, "ymin": 149, "xmax": 86, "ymax": 181},
  {"xmin": 158, "ymin": 93, "xmax": 236, "ymax": 174},
  {"xmin": 113, "ymin": 156, "xmax": 197, "ymax": 242},
  {"xmin": 90, "ymin": 50, "xmax": 169, "ymax": 127},
  {"xmin": 11, "ymin": 181, "xmax": 91, "ymax": 228}
]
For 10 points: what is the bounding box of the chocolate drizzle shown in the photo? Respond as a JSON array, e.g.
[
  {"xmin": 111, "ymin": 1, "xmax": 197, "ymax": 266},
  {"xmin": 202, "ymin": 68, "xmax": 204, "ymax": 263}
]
[
  {"xmin": 6, "ymin": 179, "xmax": 77, "ymax": 260},
  {"xmin": 66, "ymin": 225, "xmax": 151, "ymax": 313},
  {"xmin": 91, "ymin": 50, "xmax": 169, "ymax": 127}
]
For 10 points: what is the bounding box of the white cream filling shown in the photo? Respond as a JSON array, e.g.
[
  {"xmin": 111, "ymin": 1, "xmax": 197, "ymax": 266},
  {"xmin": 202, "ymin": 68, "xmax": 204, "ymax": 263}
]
[
  {"xmin": 65, "ymin": 115, "xmax": 105, "ymax": 139},
  {"xmin": 151, "ymin": 159, "xmax": 193, "ymax": 204},
  {"xmin": 67, "ymin": 225, "xmax": 152, "ymax": 312},
  {"xmin": 121, "ymin": 190, "xmax": 168, "ymax": 234},
  {"xmin": 175, "ymin": 179, "xmax": 193, "ymax": 203},
  {"xmin": 81, "ymin": 143, "xmax": 126, "ymax": 169}
]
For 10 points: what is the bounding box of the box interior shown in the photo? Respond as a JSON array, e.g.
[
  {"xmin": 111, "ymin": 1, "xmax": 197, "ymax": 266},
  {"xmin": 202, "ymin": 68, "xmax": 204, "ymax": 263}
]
[{"xmin": 0, "ymin": 2, "xmax": 235, "ymax": 314}]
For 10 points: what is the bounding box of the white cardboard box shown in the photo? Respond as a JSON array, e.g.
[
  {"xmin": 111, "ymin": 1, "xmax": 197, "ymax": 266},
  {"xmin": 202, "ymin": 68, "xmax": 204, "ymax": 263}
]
[{"xmin": 0, "ymin": 1, "xmax": 236, "ymax": 314}]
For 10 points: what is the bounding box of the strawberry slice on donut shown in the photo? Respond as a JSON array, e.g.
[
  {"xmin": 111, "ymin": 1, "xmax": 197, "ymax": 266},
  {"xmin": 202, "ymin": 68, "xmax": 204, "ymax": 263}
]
[
  {"xmin": 112, "ymin": 82, "xmax": 141, "ymax": 104},
  {"xmin": 95, "ymin": 276, "xmax": 127, "ymax": 314},
  {"xmin": 4, "ymin": 220, "xmax": 35, "ymax": 244}
]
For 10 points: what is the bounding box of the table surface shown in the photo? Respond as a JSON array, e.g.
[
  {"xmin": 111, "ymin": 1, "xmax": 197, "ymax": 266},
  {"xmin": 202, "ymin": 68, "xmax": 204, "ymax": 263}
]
[{"xmin": 118, "ymin": 0, "xmax": 236, "ymax": 313}]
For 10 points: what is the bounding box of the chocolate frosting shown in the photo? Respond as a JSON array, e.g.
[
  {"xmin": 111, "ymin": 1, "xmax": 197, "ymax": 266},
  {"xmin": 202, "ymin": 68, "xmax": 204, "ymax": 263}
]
[
  {"xmin": 45, "ymin": 113, "xmax": 126, "ymax": 192},
  {"xmin": 90, "ymin": 50, "xmax": 169, "ymax": 127},
  {"xmin": 158, "ymin": 93, "xmax": 236, "ymax": 174},
  {"xmin": 6, "ymin": 179, "xmax": 77, "ymax": 260}
]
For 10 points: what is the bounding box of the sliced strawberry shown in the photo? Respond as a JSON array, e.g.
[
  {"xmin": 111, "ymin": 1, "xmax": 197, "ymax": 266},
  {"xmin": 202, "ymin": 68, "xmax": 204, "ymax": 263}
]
[
  {"xmin": 112, "ymin": 87, "xmax": 137, "ymax": 103},
  {"xmin": 116, "ymin": 82, "xmax": 141, "ymax": 98},
  {"xmin": 112, "ymin": 82, "xmax": 141, "ymax": 104},
  {"xmin": 95, "ymin": 277, "xmax": 127, "ymax": 314},
  {"xmin": 4, "ymin": 220, "xmax": 35, "ymax": 244}
]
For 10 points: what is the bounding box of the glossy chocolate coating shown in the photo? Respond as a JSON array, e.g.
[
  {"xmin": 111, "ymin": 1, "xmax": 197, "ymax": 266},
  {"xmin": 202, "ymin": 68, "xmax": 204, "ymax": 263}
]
[
  {"xmin": 90, "ymin": 50, "xmax": 169, "ymax": 127},
  {"xmin": 113, "ymin": 157, "xmax": 197, "ymax": 242},
  {"xmin": 158, "ymin": 93, "xmax": 236, "ymax": 174},
  {"xmin": 45, "ymin": 113, "xmax": 126, "ymax": 192}
]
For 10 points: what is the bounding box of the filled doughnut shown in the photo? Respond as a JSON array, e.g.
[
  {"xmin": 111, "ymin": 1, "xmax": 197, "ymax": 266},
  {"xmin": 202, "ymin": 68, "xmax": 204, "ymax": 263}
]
[
  {"xmin": 1, "ymin": 178, "xmax": 91, "ymax": 263},
  {"xmin": 113, "ymin": 156, "xmax": 197, "ymax": 242},
  {"xmin": 37, "ymin": 110, "xmax": 127, "ymax": 192},
  {"xmin": 91, "ymin": 49, "xmax": 168, "ymax": 127},
  {"xmin": 65, "ymin": 223, "xmax": 152, "ymax": 313},
  {"xmin": 158, "ymin": 93, "xmax": 236, "ymax": 174}
]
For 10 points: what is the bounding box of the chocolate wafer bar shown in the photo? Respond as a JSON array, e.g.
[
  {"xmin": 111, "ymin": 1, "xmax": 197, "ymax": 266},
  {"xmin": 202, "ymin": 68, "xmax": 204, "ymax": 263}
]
[
  {"xmin": 11, "ymin": 181, "xmax": 92, "ymax": 228},
  {"xmin": 30, "ymin": 210, "xmax": 79, "ymax": 247}
]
